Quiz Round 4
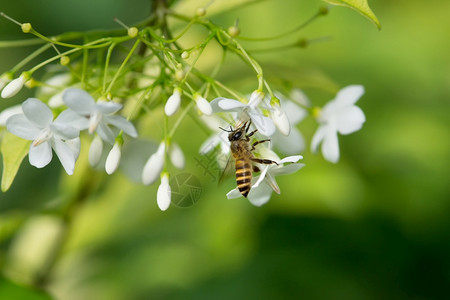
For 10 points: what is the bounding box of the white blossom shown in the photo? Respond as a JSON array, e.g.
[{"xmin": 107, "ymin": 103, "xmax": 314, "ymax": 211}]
[
  {"xmin": 0, "ymin": 105, "xmax": 22, "ymax": 126},
  {"xmin": 105, "ymin": 142, "xmax": 121, "ymax": 174},
  {"xmin": 88, "ymin": 135, "xmax": 103, "ymax": 167},
  {"xmin": 142, "ymin": 141, "xmax": 165, "ymax": 185},
  {"xmin": 157, "ymin": 173, "xmax": 171, "ymax": 211},
  {"xmin": 6, "ymin": 98, "xmax": 80, "ymax": 174},
  {"xmin": 194, "ymin": 94, "xmax": 212, "ymax": 116},
  {"xmin": 1, "ymin": 75, "xmax": 26, "ymax": 98},
  {"xmin": 169, "ymin": 143, "xmax": 185, "ymax": 169},
  {"xmin": 311, "ymin": 85, "xmax": 366, "ymax": 163},
  {"xmin": 227, "ymin": 154, "xmax": 304, "ymax": 207},
  {"xmin": 57, "ymin": 88, "xmax": 137, "ymax": 144},
  {"xmin": 165, "ymin": 88, "xmax": 181, "ymax": 116}
]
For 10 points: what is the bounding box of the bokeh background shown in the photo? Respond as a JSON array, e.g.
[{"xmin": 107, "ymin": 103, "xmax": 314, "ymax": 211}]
[{"xmin": 1, "ymin": 0, "xmax": 449, "ymax": 299}]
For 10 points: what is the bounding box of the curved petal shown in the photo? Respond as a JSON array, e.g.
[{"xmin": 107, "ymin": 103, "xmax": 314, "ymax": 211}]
[
  {"xmin": 104, "ymin": 115, "xmax": 137, "ymax": 137},
  {"xmin": 279, "ymin": 155, "xmax": 303, "ymax": 164},
  {"xmin": 310, "ymin": 125, "xmax": 327, "ymax": 153},
  {"xmin": 63, "ymin": 88, "xmax": 95, "ymax": 115},
  {"xmin": 322, "ymin": 128, "xmax": 340, "ymax": 163},
  {"xmin": 52, "ymin": 138, "xmax": 76, "ymax": 174},
  {"xmin": 272, "ymin": 128, "xmax": 305, "ymax": 155},
  {"xmin": 95, "ymin": 101, "xmax": 122, "ymax": 114},
  {"xmin": 50, "ymin": 122, "xmax": 79, "ymax": 140},
  {"xmin": 55, "ymin": 109, "xmax": 89, "ymax": 130},
  {"xmin": 226, "ymin": 187, "xmax": 242, "ymax": 199},
  {"xmin": 252, "ymin": 166, "xmax": 270, "ymax": 189},
  {"xmin": 336, "ymin": 106, "xmax": 366, "ymax": 135},
  {"xmin": 334, "ymin": 85, "xmax": 364, "ymax": 106},
  {"xmin": 0, "ymin": 105, "xmax": 23, "ymax": 126},
  {"xmin": 66, "ymin": 137, "xmax": 81, "ymax": 161},
  {"xmin": 29, "ymin": 141, "xmax": 52, "ymax": 168},
  {"xmin": 22, "ymin": 98, "xmax": 53, "ymax": 128},
  {"xmin": 248, "ymin": 111, "xmax": 275, "ymax": 136},
  {"xmin": 96, "ymin": 122, "xmax": 116, "ymax": 144},
  {"xmin": 283, "ymin": 100, "xmax": 307, "ymax": 125},
  {"xmin": 217, "ymin": 98, "xmax": 247, "ymax": 110},
  {"xmin": 6, "ymin": 114, "xmax": 40, "ymax": 140},
  {"xmin": 272, "ymin": 163, "xmax": 305, "ymax": 176},
  {"xmin": 247, "ymin": 182, "xmax": 273, "ymax": 207}
]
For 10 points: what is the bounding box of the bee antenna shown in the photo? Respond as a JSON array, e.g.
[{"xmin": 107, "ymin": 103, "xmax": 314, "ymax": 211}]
[{"xmin": 219, "ymin": 126, "xmax": 231, "ymax": 132}]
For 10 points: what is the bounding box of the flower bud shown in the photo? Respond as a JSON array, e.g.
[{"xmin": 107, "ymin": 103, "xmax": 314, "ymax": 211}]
[
  {"xmin": 196, "ymin": 7, "xmax": 206, "ymax": 17},
  {"xmin": 60, "ymin": 55, "xmax": 70, "ymax": 66},
  {"xmin": 89, "ymin": 135, "xmax": 103, "ymax": 167},
  {"xmin": 21, "ymin": 23, "xmax": 32, "ymax": 33},
  {"xmin": 248, "ymin": 90, "xmax": 264, "ymax": 107},
  {"xmin": 157, "ymin": 173, "xmax": 171, "ymax": 211},
  {"xmin": 164, "ymin": 88, "xmax": 181, "ymax": 116},
  {"xmin": 170, "ymin": 143, "xmax": 185, "ymax": 169},
  {"xmin": 271, "ymin": 104, "xmax": 290, "ymax": 136},
  {"xmin": 142, "ymin": 142, "xmax": 165, "ymax": 185},
  {"xmin": 228, "ymin": 26, "xmax": 240, "ymax": 37},
  {"xmin": 1, "ymin": 75, "xmax": 26, "ymax": 98},
  {"xmin": 181, "ymin": 51, "xmax": 189, "ymax": 59},
  {"xmin": 105, "ymin": 142, "xmax": 121, "ymax": 174},
  {"xmin": 194, "ymin": 94, "xmax": 212, "ymax": 116},
  {"xmin": 128, "ymin": 27, "xmax": 139, "ymax": 38}
]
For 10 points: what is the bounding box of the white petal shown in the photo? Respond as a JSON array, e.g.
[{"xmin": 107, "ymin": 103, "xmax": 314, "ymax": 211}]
[
  {"xmin": 55, "ymin": 109, "xmax": 89, "ymax": 130},
  {"xmin": 170, "ymin": 143, "xmax": 185, "ymax": 169},
  {"xmin": 195, "ymin": 96, "xmax": 213, "ymax": 115},
  {"xmin": 165, "ymin": 90, "xmax": 181, "ymax": 116},
  {"xmin": 322, "ymin": 127, "xmax": 340, "ymax": 163},
  {"xmin": 89, "ymin": 135, "xmax": 103, "ymax": 167},
  {"xmin": 248, "ymin": 111, "xmax": 276, "ymax": 136},
  {"xmin": 97, "ymin": 122, "xmax": 116, "ymax": 144},
  {"xmin": 217, "ymin": 98, "xmax": 246, "ymax": 110},
  {"xmin": 95, "ymin": 101, "xmax": 122, "ymax": 114},
  {"xmin": 48, "ymin": 91, "xmax": 65, "ymax": 108},
  {"xmin": 52, "ymin": 138, "xmax": 76, "ymax": 175},
  {"xmin": 226, "ymin": 187, "xmax": 242, "ymax": 199},
  {"xmin": 29, "ymin": 141, "xmax": 52, "ymax": 168},
  {"xmin": 22, "ymin": 98, "xmax": 53, "ymax": 128},
  {"xmin": 157, "ymin": 174, "xmax": 171, "ymax": 211},
  {"xmin": 66, "ymin": 137, "xmax": 81, "ymax": 161},
  {"xmin": 264, "ymin": 172, "xmax": 280, "ymax": 194},
  {"xmin": 63, "ymin": 88, "xmax": 95, "ymax": 115},
  {"xmin": 6, "ymin": 114, "xmax": 41, "ymax": 140},
  {"xmin": 248, "ymin": 90, "xmax": 264, "ymax": 107},
  {"xmin": 142, "ymin": 142, "xmax": 165, "ymax": 185},
  {"xmin": 1, "ymin": 76, "xmax": 25, "ymax": 98},
  {"xmin": 282, "ymin": 100, "xmax": 307, "ymax": 125},
  {"xmin": 290, "ymin": 88, "xmax": 311, "ymax": 107},
  {"xmin": 311, "ymin": 125, "xmax": 327, "ymax": 153},
  {"xmin": 272, "ymin": 163, "xmax": 305, "ymax": 176},
  {"xmin": 50, "ymin": 122, "xmax": 79, "ymax": 140},
  {"xmin": 334, "ymin": 85, "xmax": 364, "ymax": 106},
  {"xmin": 104, "ymin": 115, "xmax": 138, "ymax": 137},
  {"xmin": 335, "ymin": 106, "xmax": 366, "ymax": 135},
  {"xmin": 40, "ymin": 73, "xmax": 72, "ymax": 95},
  {"xmin": 252, "ymin": 166, "xmax": 270, "ymax": 189},
  {"xmin": 105, "ymin": 143, "xmax": 121, "ymax": 174},
  {"xmin": 0, "ymin": 105, "xmax": 23, "ymax": 126},
  {"xmin": 272, "ymin": 128, "xmax": 305, "ymax": 155},
  {"xmin": 279, "ymin": 155, "xmax": 303, "ymax": 164},
  {"xmin": 271, "ymin": 104, "xmax": 290, "ymax": 136},
  {"xmin": 247, "ymin": 182, "xmax": 273, "ymax": 207}
]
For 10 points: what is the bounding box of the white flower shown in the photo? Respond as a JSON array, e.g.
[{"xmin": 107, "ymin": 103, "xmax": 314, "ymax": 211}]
[
  {"xmin": 165, "ymin": 88, "xmax": 181, "ymax": 116},
  {"xmin": 88, "ymin": 135, "xmax": 103, "ymax": 167},
  {"xmin": 105, "ymin": 142, "xmax": 121, "ymax": 174},
  {"xmin": 311, "ymin": 85, "xmax": 366, "ymax": 163},
  {"xmin": 57, "ymin": 88, "xmax": 137, "ymax": 144},
  {"xmin": 1, "ymin": 75, "xmax": 26, "ymax": 98},
  {"xmin": 271, "ymin": 103, "xmax": 290, "ymax": 136},
  {"xmin": 0, "ymin": 75, "xmax": 11, "ymax": 91},
  {"xmin": 0, "ymin": 105, "xmax": 23, "ymax": 126},
  {"xmin": 142, "ymin": 141, "xmax": 165, "ymax": 185},
  {"xmin": 227, "ymin": 155, "xmax": 304, "ymax": 207},
  {"xmin": 157, "ymin": 173, "xmax": 171, "ymax": 211},
  {"xmin": 169, "ymin": 143, "xmax": 185, "ymax": 169},
  {"xmin": 194, "ymin": 94, "xmax": 212, "ymax": 116},
  {"xmin": 6, "ymin": 98, "xmax": 80, "ymax": 175},
  {"xmin": 270, "ymin": 93, "xmax": 307, "ymax": 155},
  {"xmin": 211, "ymin": 90, "xmax": 276, "ymax": 136}
]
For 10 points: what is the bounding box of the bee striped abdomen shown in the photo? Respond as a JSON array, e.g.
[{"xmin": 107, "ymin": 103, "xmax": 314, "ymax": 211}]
[{"xmin": 235, "ymin": 158, "xmax": 252, "ymax": 197}]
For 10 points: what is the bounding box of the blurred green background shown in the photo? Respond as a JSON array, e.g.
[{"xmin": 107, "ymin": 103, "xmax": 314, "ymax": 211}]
[{"xmin": 1, "ymin": 0, "xmax": 449, "ymax": 299}]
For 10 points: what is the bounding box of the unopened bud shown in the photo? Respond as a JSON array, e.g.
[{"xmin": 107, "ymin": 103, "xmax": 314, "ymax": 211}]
[
  {"xmin": 175, "ymin": 68, "xmax": 184, "ymax": 81},
  {"xmin": 1, "ymin": 75, "xmax": 26, "ymax": 98},
  {"xmin": 60, "ymin": 55, "xmax": 70, "ymax": 66},
  {"xmin": 128, "ymin": 27, "xmax": 139, "ymax": 38},
  {"xmin": 196, "ymin": 7, "xmax": 206, "ymax": 17},
  {"xmin": 228, "ymin": 26, "xmax": 240, "ymax": 37},
  {"xmin": 181, "ymin": 51, "xmax": 189, "ymax": 60},
  {"xmin": 21, "ymin": 23, "xmax": 32, "ymax": 33}
]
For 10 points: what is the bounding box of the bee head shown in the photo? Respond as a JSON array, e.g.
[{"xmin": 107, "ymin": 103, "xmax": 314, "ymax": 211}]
[{"xmin": 220, "ymin": 121, "xmax": 249, "ymax": 141}]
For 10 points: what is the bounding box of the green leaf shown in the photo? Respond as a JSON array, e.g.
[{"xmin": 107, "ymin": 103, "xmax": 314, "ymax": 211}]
[
  {"xmin": 323, "ymin": 0, "xmax": 381, "ymax": 29},
  {"xmin": 1, "ymin": 132, "xmax": 30, "ymax": 192},
  {"xmin": 0, "ymin": 276, "xmax": 53, "ymax": 300}
]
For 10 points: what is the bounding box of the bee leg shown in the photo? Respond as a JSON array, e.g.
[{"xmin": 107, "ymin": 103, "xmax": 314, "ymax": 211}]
[
  {"xmin": 251, "ymin": 158, "xmax": 278, "ymax": 165},
  {"xmin": 245, "ymin": 119, "xmax": 253, "ymax": 133},
  {"xmin": 246, "ymin": 129, "xmax": 258, "ymax": 140},
  {"xmin": 253, "ymin": 165, "xmax": 261, "ymax": 172},
  {"xmin": 250, "ymin": 139, "xmax": 270, "ymax": 150}
]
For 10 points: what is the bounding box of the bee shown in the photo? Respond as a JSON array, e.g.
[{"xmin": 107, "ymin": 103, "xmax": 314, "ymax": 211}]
[{"xmin": 220, "ymin": 120, "xmax": 278, "ymax": 197}]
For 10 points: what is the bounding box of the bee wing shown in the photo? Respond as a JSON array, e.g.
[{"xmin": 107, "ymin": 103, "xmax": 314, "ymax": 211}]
[{"xmin": 218, "ymin": 154, "xmax": 235, "ymax": 185}]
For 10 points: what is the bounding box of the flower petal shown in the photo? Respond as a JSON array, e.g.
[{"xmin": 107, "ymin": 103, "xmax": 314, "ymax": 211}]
[
  {"xmin": 226, "ymin": 187, "xmax": 242, "ymax": 199},
  {"xmin": 104, "ymin": 115, "xmax": 138, "ymax": 137},
  {"xmin": 50, "ymin": 122, "xmax": 79, "ymax": 140},
  {"xmin": 335, "ymin": 106, "xmax": 366, "ymax": 135},
  {"xmin": 217, "ymin": 98, "xmax": 247, "ymax": 110},
  {"xmin": 95, "ymin": 101, "xmax": 122, "ymax": 114},
  {"xmin": 157, "ymin": 174, "xmax": 171, "ymax": 211},
  {"xmin": 29, "ymin": 141, "xmax": 52, "ymax": 168},
  {"xmin": 89, "ymin": 135, "xmax": 103, "ymax": 167},
  {"xmin": 247, "ymin": 182, "xmax": 273, "ymax": 207},
  {"xmin": 322, "ymin": 127, "xmax": 340, "ymax": 163},
  {"xmin": 6, "ymin": 114, "xmax": 41, "ymax": 140},
  {"xmin": 279, "ymin": 155, "xmax": 303, "ymax": 164},
  {"xmin": 248, "ymin": 111, "xmax": 276, "ymax": 136},
  {"xmin": 170, "ymin": 143, "xmax": 185, "ymax": 169},
  {"xmin": 272, "ymin": 163, "xmax": 305, "ymax": 176},
  {"xmin": 52, "ymin": 138, "xmax": 76, "ymax": 174},
  {"xmin": 22, "ymin": 98, "xmax": 53, "ymax": 128},
  {"xmin": 334, "ymin": 85, "xmax": 364, "ymax": 106},
  {"xmin": 311, "ymin": 125, "xmax": 327, "ymax": 153},
  {"xmin": 55, "ymin": 109, "xmax": 89, "ymax": 130},
  {"xmin": 272, "ymin": 128, "xmax": 305, "ymax": 155},
  {"xmin": 283, "ymin": 100, "xmax": 307, "ymax": 125},
  {"xmin": 96, "ymin": 122, "xmax": 116, "ymax": 144},
  {"xmin": 63, "ymin": 88, "xmax": 95, "ymax": 115},
  {"xmin": 105, "ymin": 143, "xmax": 121, "ymax": 175},
  {"xmin": 0, "ymin": 105, "xmax": 23, "ymax": 126}
]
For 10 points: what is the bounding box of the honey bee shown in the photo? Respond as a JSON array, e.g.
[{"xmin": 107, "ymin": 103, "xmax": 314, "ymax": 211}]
[{"xmin": 220, "ymin": 120, "xmax": 278, "ymax": 197}]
